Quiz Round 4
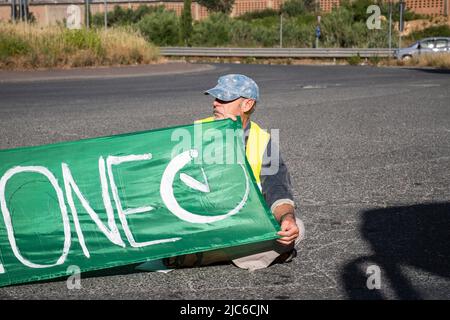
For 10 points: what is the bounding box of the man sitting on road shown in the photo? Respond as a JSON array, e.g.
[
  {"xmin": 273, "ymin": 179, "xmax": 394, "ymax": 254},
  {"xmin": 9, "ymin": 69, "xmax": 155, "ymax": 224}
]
[{"xmin": 164, "ymin": 74, "xmax": 305, "ymax": 271}]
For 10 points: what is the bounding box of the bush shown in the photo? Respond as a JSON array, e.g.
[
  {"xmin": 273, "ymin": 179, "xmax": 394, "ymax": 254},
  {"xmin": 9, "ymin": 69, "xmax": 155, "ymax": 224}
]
[
  {"xmin": 237, "ymin": 8, "xmax": 279, "ymax": 20},
  {"xmin": 137, "ymin": 9, "xmax": 180, "ymax": 46},
  {"xmin": 92, "ymin": 5, "xmax": 163, "ymax": 27},
  {"xmin": 369, "ymin": 55, "xmax": 382, "ymax": 66},
  {"xmin": 321, "ymin": 7, "xmax": 359, "ymax": 47},
  {"xmin": 340, "ymin": 0, "xmax": 381, "ymax": 23},
  {"xmin": 282, "ymin": 19, "xmax": 315, "ymax": 47},
  {"xmin": 196, "ymin": 0, "xmax": 235, "ymax": 14},
  {"xmin": 281, "ymin": 0, "xmax": 305, "ymax": 17},
  {"xmin": 0, "ymin": 32, "xmax": 30, "ymax": 59},
  {"xmin": 364, "ymin": 21, "xmax": 397, "ymax": 48},
  {"xmin": 134, "ymin": 5, "xmax": 160, "ymax": 21},
  {"xmin": 62, "ymin": 29, "xmax": 103, "ymax": 55},
  {"xmin": 292, "ymin": 13, "xmax": 316, "ymax": 25},
  {"xmin": 229, "ymin": 19, "xmax": 257, "ymax": 47},
  {"xmin": 347, "ymin": 53, "xmax": 362, "ymax": 65},
  {"xmin": 191, "ymin": 13, "xmax": 231, "ymax": 46},
  {"xmin": 408, "ymin": 25, "xmax": 450, "ymax": 42},
  {"xmin": 250, "ymin": 24, "xmax": 278, "ymax": 47},
  {"xmin": 319, "ymin": 5, "xmax": 397, "ymax": 48}
]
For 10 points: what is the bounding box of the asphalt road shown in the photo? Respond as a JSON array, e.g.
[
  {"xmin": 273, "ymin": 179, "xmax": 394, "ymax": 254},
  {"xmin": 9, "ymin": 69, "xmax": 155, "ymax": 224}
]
[{"xmin": 0, "ymin": 63, "xmax": 449, "ymax": 300}]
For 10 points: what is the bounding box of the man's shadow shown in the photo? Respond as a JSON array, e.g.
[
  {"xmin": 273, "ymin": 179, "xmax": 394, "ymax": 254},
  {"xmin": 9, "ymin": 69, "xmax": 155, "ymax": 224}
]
[{"xmin": 341, "ymin": 202, "xmax": 450, "ymax": 300}]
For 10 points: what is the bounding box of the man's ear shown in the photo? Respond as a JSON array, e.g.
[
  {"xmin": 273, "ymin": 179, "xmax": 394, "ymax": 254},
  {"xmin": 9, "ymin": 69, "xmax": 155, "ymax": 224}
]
[{"xmin": 241, "ymin": 99, "xmax": 256, "ymax": 113}]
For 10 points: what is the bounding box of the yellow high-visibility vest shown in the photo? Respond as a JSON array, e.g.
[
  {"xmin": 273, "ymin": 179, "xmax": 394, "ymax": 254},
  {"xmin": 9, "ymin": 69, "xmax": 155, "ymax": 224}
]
[{"xmin": 194, "ymin": 117, "xmax": 271, "ymax": 186}]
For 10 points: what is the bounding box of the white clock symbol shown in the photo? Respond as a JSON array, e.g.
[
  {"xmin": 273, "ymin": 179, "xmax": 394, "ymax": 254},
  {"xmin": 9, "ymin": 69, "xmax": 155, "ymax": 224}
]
[{"xmin": 160, "ymin": 149, "xmax": 250, "ymax": 224}]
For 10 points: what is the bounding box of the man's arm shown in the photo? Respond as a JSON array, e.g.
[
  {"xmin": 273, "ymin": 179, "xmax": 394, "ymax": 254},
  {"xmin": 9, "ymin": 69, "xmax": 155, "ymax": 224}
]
[{"xmin": 260, "ymin": 138, "xmax": 300, "ymax": 246}]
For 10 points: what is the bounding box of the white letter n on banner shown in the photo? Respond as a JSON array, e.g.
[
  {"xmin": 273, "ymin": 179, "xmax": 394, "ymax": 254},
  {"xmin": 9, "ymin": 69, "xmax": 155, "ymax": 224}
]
[
  {"xmin": 62, "ymin": 160, "xmax": 126, "ymax": 258},
  {"xmin": 107, "ymin": 154, "xmax": 181, "ymax": 248}
]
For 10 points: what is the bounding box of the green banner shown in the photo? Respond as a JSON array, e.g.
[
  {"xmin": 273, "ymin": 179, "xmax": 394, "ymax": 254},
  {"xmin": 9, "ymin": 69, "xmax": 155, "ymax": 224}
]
[{"xmin": 0, "ymin": 119, "xmax": 279, "ymax": 287}]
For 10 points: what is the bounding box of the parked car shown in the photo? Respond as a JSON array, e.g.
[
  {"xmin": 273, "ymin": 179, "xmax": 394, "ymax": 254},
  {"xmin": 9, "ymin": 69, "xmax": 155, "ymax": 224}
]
[{"xmin": 394, "ymin": 37, "xmax": 450, "ymax": 60}]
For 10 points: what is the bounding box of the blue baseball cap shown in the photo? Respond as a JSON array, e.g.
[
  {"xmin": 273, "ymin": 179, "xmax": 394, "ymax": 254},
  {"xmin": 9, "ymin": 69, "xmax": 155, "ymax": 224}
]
[{"xmin": 205, "ymin": 74, "xmax": 259, "ymax": 102}]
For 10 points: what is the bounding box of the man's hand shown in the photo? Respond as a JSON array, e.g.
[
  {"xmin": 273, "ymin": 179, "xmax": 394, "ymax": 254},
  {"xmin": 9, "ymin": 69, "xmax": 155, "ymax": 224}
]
[
  {"xmin": 273, "ymin": 204, "xmax": 299, "ymax": 246},
  {"xmin": 277, "ymin": 213, "xmax": 299, "ymax": 245}
]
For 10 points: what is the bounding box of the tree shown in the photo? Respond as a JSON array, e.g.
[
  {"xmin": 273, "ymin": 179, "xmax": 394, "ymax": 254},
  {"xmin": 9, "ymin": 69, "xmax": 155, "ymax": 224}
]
[
  {"xmin": 181, "ymin": 0, "xmax": 193, "ymax": 46},
  {"xmin": 281, "ymin": 0, "xmax": 317, "ymax": 16},
  {"xmin": 196, "ymin": 0, "xmax": 235, "ymax": 14},
  {"xmin": 281, "ymin": 0, "xmax": 305, "ymax": 16},
  {"xmin": 304, "ymin": 0, "xmax": 317, "ymax": 12}
]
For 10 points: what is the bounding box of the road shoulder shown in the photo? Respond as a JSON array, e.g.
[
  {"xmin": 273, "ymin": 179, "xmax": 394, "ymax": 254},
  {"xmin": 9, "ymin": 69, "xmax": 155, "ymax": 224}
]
[{"xmin": 0, "ymin": 61, "xmax": 215, "ymax": 83}]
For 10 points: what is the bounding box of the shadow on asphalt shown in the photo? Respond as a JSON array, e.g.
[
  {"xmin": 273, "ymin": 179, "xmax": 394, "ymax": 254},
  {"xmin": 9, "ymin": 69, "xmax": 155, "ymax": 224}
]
[
  {"xmin": 8, "ymin": 239, "xmax": 277, "ymax": 288},
  {"xmin": 406, "ymin": 68, "xmax": 450, "ymax": 75},
  {"xmin": 7, "ymin": 263, "xmax": 146, "ymax": 288},
  {"xmin": 341, "ymin": 202, "xmax": 450, "ymax": 300}
]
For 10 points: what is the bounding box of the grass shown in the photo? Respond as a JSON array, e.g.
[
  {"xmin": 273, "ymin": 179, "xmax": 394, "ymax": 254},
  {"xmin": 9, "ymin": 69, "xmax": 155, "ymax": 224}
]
[
  {"xmin": 405, "ymin": 53, "xmax": 450, "ymax": 69},
  {"xmin": 0, "ymin": 22, "xmax": 161, "ymax": 69}
]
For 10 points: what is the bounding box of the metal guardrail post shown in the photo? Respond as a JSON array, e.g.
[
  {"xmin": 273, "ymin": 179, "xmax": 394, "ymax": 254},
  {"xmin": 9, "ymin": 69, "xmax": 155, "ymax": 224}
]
[
  {"xmin": 18, "ymin": 0, "xmax": 22, "ymax": 21},
  {"xmin": 24, "ymin": 0, "xmax": 28, "ymax": 23},
  {"xmin": 11, "ymin": 0, "xmax": 16, "ymax": 23},
  {"xmin": 104, "ymin": 0, "xmax": 108, "ymax": 30}
]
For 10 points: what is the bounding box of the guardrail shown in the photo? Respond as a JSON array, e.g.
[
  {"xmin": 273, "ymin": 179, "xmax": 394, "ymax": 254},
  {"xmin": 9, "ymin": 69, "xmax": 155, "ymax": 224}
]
[{"xmin": 160, "ymin": 47, "xmax": 394, "ymax": 58}]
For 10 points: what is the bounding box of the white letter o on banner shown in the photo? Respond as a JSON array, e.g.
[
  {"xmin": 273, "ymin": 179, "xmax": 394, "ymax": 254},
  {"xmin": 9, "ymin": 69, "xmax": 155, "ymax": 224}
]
[{"xmin": 0, "ymin": 166, "xmax": 71, "ymax": 269}]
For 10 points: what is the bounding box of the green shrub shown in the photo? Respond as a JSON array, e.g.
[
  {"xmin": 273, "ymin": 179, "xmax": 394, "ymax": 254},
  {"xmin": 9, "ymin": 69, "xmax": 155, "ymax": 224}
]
[
  {"xmin": 347, "ymin": 54, "xmax": 361, "ymax": 65},
  {"xmin": 340, "ymin": 0, "xmax": 380, "ymax": 23},
  {"xmin": 134, "ymin": 5, "xmax": 159, "ymax": 21},
  {"xmin": 245, "ymin": 15, "xmax": 279, "ymax": 47},
  {"xmin": 250, "ymin": 24, "xmax": 278, "ymax": 47},
  {"xmin": 196, "ymin": 0, "xmax": 235, "ymax": 14},
  {"xmin": 280, "ymin": 0, "xmax": 318, "ymax": 16},
  {"xmin": 281, "ymin": 0, "xmax": 305, "ymax": 17},
  {"xmin": 292, "ymin": 13, "xmax": 316, "ymax": 25},
  {"xmin": 92, "ymin": 5, "xmax": 163, "ymax": 27},
  {"xmin": 0, "ymin": 32, "xmax": 30, "ymax": 59},
  {"xmin": 63, "ymin": 29, "xmax": 102, "ymax": 51},
  {"xmin": 319, "ymin": 5, "xmax": 396, "ymax": 48},
  {"xmin": 243, "ymin": 56, "xmax": 257, "ymax": 64},
  {"xmin": 191, "ymin": 13, "xmax": 231, "ymax": 46},
  {"xmin": 107, "ymin": 6, "xmax": 134, "ymax": 26},
  {"xmin": 237, "ymin": 8, "xmax": 279, "ymax": 20},
  {"xmin": 408, "ymin": 25, "xmax": 450, "ymax": 42},
  {"xmin": 229, "ymin": 19, "xmax": 256, "ymax": 46},
  {"xmin": 250, "ymin": 15, "xmax": 279, "ymax": 28},
  {"xmin": 364, "ymin": 21, "xmax": 398, "ymax": 48},
  {"xmin": 283, "ymin": 19, "xmax": 315, "ymax": 47},
  {"xmin": 321, "ymin": 7, "xmax": 357, "ymax": 47},
  {"xmin": 369, "ymin": 55, "xmax": 381, "ymax": 66},
  {"xmin": 137, "ymin": 10, "xmax": 180, "ymax": 46}
]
